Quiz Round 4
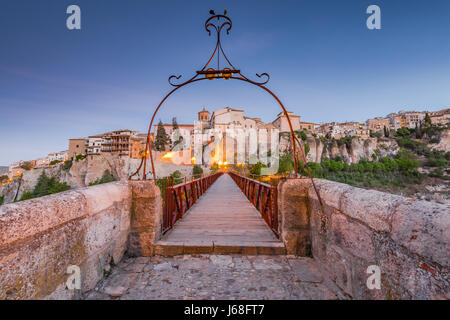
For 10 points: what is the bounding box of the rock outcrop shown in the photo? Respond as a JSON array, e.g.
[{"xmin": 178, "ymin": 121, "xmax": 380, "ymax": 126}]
[{"xmin": 300, "ymin": 136, "xmax": 399, "ymax": 163}]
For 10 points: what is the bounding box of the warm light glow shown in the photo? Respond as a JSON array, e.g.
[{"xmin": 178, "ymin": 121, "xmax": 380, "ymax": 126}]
[
  {"xmin": 162, "ymin": 151, "xmax": 176, "ymax": 159},
  {"xmin": 223, "ymin": 161, "xmax": 228, "ymax": 165},
  {"xmin": 205, "ymin": 68, "xmax": 217, "ymax": 80},
  {"xmin": 221, "ymin": 68, "xmax": 232, "ymax": 79},
  {"xmin": 218, "ymin": 161, "xmax": 223, "ymax": 165},
  {"xmin": 191, "ymin": 156, "xmax": 196, "ymax": 164}
]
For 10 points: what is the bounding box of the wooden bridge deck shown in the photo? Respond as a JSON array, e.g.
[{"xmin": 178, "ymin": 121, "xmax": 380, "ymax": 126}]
[{"xmin": 155, "ymin": 174, "xmax": 285, "ymax": 255}]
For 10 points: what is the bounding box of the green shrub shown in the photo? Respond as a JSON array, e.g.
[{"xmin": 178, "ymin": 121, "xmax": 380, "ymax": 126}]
[
  {"xmin": 306, "ymin": 162, "xmax": 323, "ymax": 177},
  {"xmin": 170, "ymin": 170, "xmax": 183, "ymax": 185},
  {"xmin": 426, "ymin": 150, "xmax": 449, "ymax": 168},
  {"xmin": 63, "ymin": 159, "xmax": 73, "ymax": 170},
  {"xmin": 89, "ymin": 170, "xmax": 117, "ymax": 186},
  {"xmin": 249, "ymin": 162, "xmax": 266, "ymax": 176},
  {"xmin": 296, "ymin": 130, "xmax": 307, "ymax": 141},
  {"xmin": 395, "ymin": 128, "xmax": 411, "ymax": 138},
  {"xmin": 0, "ymin": 195, "xmax": 3, "ymax": 206},
  {"xmin": 75, "ymin": 154, "xmax": 86, "ymax": 161},
  {"xmin": 210, "ymin": 163, "xmax": 219, "ymax": 173},
  {"xmin": 336, "ymin": 136, "xmax": 355, "ymax": 148},
  {"xmin": 0, "ymin": 175, "xmax": 8, "ymax": 182},
  {"xmin": 305, "ymin": 154, "xmax": 423, "ymax": 191},
  {"xmin": 278, "ymin": 154, "xmax": 294, "ymax": 174},
  {"xmin": 192, "ymin": 165, "xmax": 203, "ymax": 179},
  {"xmin": 429, "ymin": 168, "xmax": 444, "ymax": 178},
  {"xmin": 18, "ymin": 172, "xmax": 70, "ymax": 201},
  {"xmin": 49, "ymin": 160, "xmax": 62, "ymax": 166},
  {"xmin": 396, "ymin": 137, "xmax": 430, "ymax": 155},
  {"xmin": 370, "ymin": 131, "xmax": 383, "ymax": 138}
]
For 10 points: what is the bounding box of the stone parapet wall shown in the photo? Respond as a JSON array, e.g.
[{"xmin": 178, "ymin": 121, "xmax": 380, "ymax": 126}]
[
  {"xmin": 0, "ymin": 181, "xmax": 132, "ymax": 300},
  {"xmin": 127, "ymin": 181, "xmax": 163, "ymax": 256},
  {"xmin": 278, "ymin": 178, "xmax": 449, "ymax": 299}
]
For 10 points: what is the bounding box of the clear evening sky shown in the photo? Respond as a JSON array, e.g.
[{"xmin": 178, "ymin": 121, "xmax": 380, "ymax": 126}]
[{"xmin": 1, "ymin": 0, "xmax": 449, "ymax": 165}]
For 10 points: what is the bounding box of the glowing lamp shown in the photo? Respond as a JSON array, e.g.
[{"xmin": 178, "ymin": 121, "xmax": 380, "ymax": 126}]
[
  {"xmin": 221, "ymin": 68, "xmax": 232, "ymax": 79},
  {"xmin": 205, "ymin": 68, "xmax": 217, "ymax": 80}
]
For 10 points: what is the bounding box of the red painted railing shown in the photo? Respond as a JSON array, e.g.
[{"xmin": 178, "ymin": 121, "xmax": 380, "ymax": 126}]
[
  {"xmin": 162, "ymin": 172, "xmax": 223, "ymax": 234},
  {"xmin": 228, "ymin": 172, "xmax": 279, "ymax": 238}
]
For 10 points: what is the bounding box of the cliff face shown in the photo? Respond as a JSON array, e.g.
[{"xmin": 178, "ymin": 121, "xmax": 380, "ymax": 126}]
[
  {"xmin": 0, "ymin": 158, "xmax": 89, "ymax": 203},
  {"xmin": 301, "ymin": 136, "xmax": 399, "ymax": 163},
  {"xmin": 431, "ymin": 129, "xmax": 450, "ymax": 152},
  {"xmin": 0, "ymin": 153, "xmax": 206, "ymax": 205}
]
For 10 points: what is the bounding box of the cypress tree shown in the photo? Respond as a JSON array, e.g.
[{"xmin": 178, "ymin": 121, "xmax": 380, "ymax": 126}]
[{"xmin": 154, "ymin": 120, "xmax": 170, "ymax": 151}]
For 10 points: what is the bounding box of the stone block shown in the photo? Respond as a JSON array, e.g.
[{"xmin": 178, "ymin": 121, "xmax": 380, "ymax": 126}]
[
  {"xmin": 77, "ymin": 181, "xmax": 130, "ymax": 215},
  {"xmin": 391, "ymin": 200, "xmax": 449, "ymax": 268},
  {"xmin": 0, "ymin": 190, "xmax": 87, "ymax": 246},
  {"xmin": 340, "ymin": 188, "xmax": 404, "ymax": 232},
  {"xmin": 331, "ymin": 212, "xmax": 375, "ymax": 261}
]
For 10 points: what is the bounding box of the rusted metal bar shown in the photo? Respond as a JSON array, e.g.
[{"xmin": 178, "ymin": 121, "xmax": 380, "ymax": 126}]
[{"xmin": 228, "ymin": 172, "xmax": 279, "ymax": 238}]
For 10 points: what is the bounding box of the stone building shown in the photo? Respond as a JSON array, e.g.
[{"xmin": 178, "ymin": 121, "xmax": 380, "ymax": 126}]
[
  {"xmin": 68, "ymin": 138, "xmax": 87, "ymax": 158},
  {"xmin": 101, "ymin": 130, "xmax": 138, "ymax": 156},
  {"xmin": 430, "ymin": 108, "xmax": 449, "ymax": 125},
  {"xmin": 366, "ymin": 117, "xmax": 390, "ymax": 132},
  {"xmin": 397, "ymin": 111, "xmax": 425, "ymax": 129},
  {"xmin": 130, "ymin": 133, "xmax": 148, "ymax": 159},
  {"xmin": 299, "ymin": 121, "xmax": 318, "ymax": 133},
  {"xmin": 387, "ymin": 113, "xmax": 404, "ymax": 130},
  {"xmin": 272, "ymin": 111, "xmax": 301, "ymax": 132},
  {"xmin": 86, "ymin": 135, "xmax": 104, "ymax": 155},
  {"xmin": 46, "ymin": 150, "xmax": 69, "ymax": 164}
]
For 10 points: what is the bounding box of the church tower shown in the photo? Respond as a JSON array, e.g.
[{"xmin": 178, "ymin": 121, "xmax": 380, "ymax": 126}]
[{"xmin": 198, "ymin": 107, "xmax": 210, "ymax": 122}]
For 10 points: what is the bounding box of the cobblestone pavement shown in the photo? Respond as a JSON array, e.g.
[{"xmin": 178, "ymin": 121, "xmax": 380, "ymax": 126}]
[{"xmin": 84, "ymin": 255, "xmax": 341, "ymax": 300}]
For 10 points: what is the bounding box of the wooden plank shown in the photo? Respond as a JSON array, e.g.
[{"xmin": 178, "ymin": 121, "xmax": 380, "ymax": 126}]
[{"xmin": 158, "ymin": 174, "xmax": 285, "ymax": 255}]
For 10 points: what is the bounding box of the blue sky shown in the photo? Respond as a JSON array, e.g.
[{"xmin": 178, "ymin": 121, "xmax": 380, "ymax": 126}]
[{"xmin": 1, "ymin": 0, "xmax": 449, "ymax": 165}]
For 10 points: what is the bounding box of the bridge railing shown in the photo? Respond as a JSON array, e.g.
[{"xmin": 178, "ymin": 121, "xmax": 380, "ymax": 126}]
[
  {"xmin": 162, "ymin": 171, "xmax": 223, "ymax": 234},
  {"xmin": 228, "ymin": 171, "xmax": 279, "ymax": 238}
]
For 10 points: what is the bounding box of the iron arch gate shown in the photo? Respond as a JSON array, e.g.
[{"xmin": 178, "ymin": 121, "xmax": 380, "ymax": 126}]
[{"xmin": 130, "ymin": 10, "xmax": 320, "ymax": 202}]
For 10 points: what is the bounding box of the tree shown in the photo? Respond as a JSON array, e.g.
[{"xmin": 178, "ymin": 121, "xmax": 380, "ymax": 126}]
[
  {"xmin": 171, "ymin": 117, "xmax": 183, "ymax": 150},
  {"xmin": 172, "ymin": 117, "xmax": 179, "ymax": 130},
  {"xmin": 414, "ymin": 123, "xmax": 423, "ymax": 139},
  {"xmin": 88, "ymin": 170, "xmax": 117, "ymax": 186},
  {"xmin": 18, "ymin": 171, "xmax": 70, "ymax": 201},
  {"xmin": 295, "ymin": 130, "xmax": 307, "ymax": 141},
  {"xmin": 383, "ymin": 126, "xmax": 390, "ymax": 138},
  {"xmin": 424, "ymin": 113, "xmax": 432, "ymax": 127},
  {"xmin": 396, "ymin": 127, "xmax": 410, "ymax": 138},
  {"xmin": 154, "ymin": 120, "xmax": 170, "ymax": 151},
  {"xmin": 33, "ymin": 171, "xmax": 51, "ymax": 197}
]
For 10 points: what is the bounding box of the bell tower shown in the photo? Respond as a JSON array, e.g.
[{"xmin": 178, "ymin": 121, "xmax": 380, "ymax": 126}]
[{"xmin": 198, "ymin": 107, "xmax": 210, "ymax": 122}]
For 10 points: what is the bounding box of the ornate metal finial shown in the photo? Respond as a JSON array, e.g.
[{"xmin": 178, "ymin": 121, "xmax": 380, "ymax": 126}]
[{"xmin": 167, "ymin": 10, "xmax": 269, "ymax": 87}]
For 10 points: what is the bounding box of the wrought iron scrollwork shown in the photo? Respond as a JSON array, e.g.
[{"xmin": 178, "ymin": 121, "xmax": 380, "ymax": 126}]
[
  {"xmin": 168, "ymin": 75, "xmax": 183, "ymax": 87},
  {"xmin": 131, "ymin": 10, "xmax": 321, "ymax": 190}
]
